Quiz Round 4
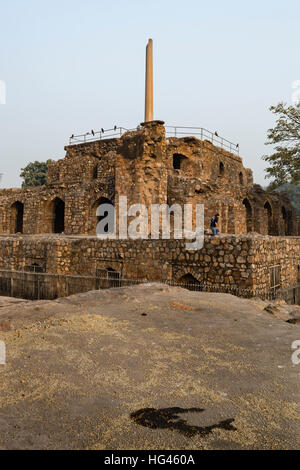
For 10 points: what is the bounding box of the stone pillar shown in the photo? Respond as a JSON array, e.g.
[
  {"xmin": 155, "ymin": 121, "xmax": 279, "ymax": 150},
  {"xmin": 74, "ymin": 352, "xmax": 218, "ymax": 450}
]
[{"xmin": 145, "ymin": 39, "xmax": 153, "ymax": 122}]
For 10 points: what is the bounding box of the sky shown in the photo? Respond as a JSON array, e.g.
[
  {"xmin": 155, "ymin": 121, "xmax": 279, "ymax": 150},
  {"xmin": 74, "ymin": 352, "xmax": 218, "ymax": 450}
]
[{"xmin": 0, "ymin": 0, "xmax": 299, "ymax": 188}]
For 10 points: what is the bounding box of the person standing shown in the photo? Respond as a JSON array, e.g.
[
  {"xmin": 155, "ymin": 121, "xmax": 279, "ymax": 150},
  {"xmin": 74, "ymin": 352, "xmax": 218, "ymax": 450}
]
[{"xmin": 210, "ymin": 213, "xmax": 220, "ymax": 236}]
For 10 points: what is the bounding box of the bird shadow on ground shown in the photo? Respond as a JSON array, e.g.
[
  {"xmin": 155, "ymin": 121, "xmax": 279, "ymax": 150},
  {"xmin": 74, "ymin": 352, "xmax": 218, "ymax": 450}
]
[{"xmin": 130, "ymin": 407, "xmax": 237, "ymax": 438}]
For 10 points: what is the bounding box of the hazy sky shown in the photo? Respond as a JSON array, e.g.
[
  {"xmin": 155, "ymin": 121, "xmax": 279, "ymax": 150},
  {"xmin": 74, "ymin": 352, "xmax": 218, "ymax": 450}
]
[{"xmin": 0, "ymin": 0, "xmax": 299, "ymax": 188}]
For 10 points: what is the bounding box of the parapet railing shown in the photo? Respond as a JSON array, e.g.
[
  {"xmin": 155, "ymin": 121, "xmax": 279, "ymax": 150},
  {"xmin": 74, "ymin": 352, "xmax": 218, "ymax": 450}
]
[
  {"xmin": 68, "ymin": 125, "xmax": 240, "ymax": 154},
  {"xmin": 68, "ymin": 127, "xmax": 135, "ymax": 145},
  {"xmin": 165, "ymin": 126, "xmax": 240, "ymax": 155}
]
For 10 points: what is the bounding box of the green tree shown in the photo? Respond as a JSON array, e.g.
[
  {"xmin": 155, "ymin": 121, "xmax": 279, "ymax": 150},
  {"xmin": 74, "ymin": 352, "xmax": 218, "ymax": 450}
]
[
  {"xmin": 263, "ymin": 102, "xmax": 300, "ymax": 190},
  {"xmin": 20, "ymin": 159, "xmax": 54, "ymax": 188}
]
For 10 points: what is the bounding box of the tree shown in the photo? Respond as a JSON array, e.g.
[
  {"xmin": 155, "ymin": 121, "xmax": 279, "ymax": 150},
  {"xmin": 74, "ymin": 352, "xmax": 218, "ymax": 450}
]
[
  {"xmin": 263, "ymin": 102, "xmax": 300, "ymax": 190},
  {"xmin": 20, "ymin": 160, "xmax": 54, "ymax": 188}
]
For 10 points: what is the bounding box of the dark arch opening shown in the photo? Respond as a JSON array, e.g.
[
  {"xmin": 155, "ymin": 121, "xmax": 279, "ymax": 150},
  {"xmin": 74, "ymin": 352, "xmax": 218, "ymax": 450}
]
[
  {"xmin": 25, "ymin": 263, "xmax": 45, "ymax": 273},
  {"xmin": 242, "ymin": 198, "xmax": 252, "ymax": 233},
  {"xmin": 52, "ymin": 198, "xmax": 65, "ymax": 233},
  {"xmin": 173, "ymin": 154, "xmax": 187, "ymax": 170},
  {"xmin": 282, "ymin": 206, "xmax": 293, "ymax": 235},
  {"xmin": 177, "ymin": 273, "xmax": 201, "ymax": 291},
  {"xmin": 11, "ymin": 201, "xmax": 24, "ymax": 233},
  {"xmin": 93, "ymin": 165, "xmax": 98, "ymax": 179},
  {"xmin": 239, "ymin": 172, "xmax": 244, "ymax": 185},
  {"xmin": 264, "ymin": 201, "xmax": 273, "ymax": 235},
  {"xmin": 282, "ymin": 206, "xmax": 288, "ymax": 235},
  {"xmin": 93, "ymin": 197, "xmax": 115, "ymax": 235},
  {"xmin": 219, "ymin": 162, "xmax": 225, "ymax": 176},
  {"xmin": 96, "ymin": 267, "xmax": 120, "ymax": 289},
  {"xmin": 106, "ymin": 267, "xmax": 120, "ymax": 288}
]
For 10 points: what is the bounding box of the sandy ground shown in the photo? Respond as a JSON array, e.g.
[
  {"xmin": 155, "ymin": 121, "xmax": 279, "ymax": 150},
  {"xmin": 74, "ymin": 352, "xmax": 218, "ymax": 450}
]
[{"xmin": 0, "ymin": 284, "xmax": 299, "ymax": 450}]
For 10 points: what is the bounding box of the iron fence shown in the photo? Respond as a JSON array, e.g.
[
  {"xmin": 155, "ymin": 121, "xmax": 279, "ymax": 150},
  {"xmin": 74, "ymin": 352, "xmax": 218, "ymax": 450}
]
[
  {"xmin": 0, "ymin": 269, "xmax": 298, "ymax": 304},
  {"xmin": 68, "ymin": 125, "xmax": 240, "ymax": 154},
  {"xmin": 68, "ymin": 127, "xmax": 134, "ymax": 145},
  {"xmin": 165, "ymin": 126, "xmax": 239, "ymax": 155}
]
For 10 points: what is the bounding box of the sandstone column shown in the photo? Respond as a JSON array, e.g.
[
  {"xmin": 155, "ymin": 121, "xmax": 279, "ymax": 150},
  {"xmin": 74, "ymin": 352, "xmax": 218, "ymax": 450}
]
[{"xmin": 145, "ymin": 39, "xmax": 153, "ymax": 122}]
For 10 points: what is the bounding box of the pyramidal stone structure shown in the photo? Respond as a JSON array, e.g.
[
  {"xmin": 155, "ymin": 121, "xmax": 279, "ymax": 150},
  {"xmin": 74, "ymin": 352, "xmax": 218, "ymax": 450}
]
[{"xmin": 0, "ymin": 40, "xmax": 299, "ymax": 302}]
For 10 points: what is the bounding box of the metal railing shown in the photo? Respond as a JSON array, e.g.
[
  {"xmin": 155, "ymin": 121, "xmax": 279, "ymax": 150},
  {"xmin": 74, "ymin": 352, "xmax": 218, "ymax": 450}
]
[
  {"xmin": 165, "ymin": 126, "xmax": 239, "ymax": 155},
  {"xmin": 68, "ymin": 127, "xmax": 135, "ymax": 145},
  {"xmin": 68, "ymin": 124, "xmax": 240, "ymax": 154},
  {"xmin": 0, "ymin": 269, "xmax": 298, "ymax": 303}
]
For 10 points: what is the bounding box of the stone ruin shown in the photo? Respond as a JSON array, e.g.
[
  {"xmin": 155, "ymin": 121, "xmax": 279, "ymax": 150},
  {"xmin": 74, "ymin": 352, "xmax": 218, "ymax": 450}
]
[
  {"xmin": 0, "ymin": 120, "xmax": 299, "ymax": 303},
  {"xmin": 0, "ymin": 120, "xmax": 299, "ymax": 237},
  {"xmin": 0, "ymin": 34, "xmax": 299, "ymax": 301}
]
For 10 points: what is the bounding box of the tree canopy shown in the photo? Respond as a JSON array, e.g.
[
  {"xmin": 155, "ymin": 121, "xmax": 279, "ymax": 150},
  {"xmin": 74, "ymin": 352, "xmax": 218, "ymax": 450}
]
[
  {"xmin": 20, "ymin": 160, "xmax": 54, "ymax": 188},
  {"xmin": 263, "ymin": 102, "xmax": 300, "ymax": 190}
]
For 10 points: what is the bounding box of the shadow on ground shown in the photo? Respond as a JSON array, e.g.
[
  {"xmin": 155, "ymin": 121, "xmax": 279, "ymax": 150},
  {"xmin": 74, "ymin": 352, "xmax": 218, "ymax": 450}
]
[{"xmin": 131, "ymin": 407, "xmax": 237, "ymax": 438}]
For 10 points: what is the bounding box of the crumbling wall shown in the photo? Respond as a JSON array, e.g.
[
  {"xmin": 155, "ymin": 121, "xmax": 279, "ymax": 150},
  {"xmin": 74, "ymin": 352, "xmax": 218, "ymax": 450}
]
[
  {"xmin": 115, "ymin": 121, "xmax": 169, "ymax": 207},
  {"xmin": 0, "ymin": 122, "xmax": 299, "ymax": 237},
  {"xmin": 246, "ymin": 185, "xmax": 298, "ymax": 236},
  {"xmin": 48, "ymin": 138, "xmax": 119, "ymax": 184},
  {"xmin": 0, "ymin": 234, "xmax": 299, "ymax": 298}
]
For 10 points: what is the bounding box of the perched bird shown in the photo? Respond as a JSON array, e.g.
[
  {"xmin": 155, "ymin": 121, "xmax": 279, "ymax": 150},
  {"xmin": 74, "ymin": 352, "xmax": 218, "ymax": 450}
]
[
  {"xmin": 71, "ymin": 134, "xmax": 74, "ymax": 139},
  {"xmin": 114, "ymin": 125, "xmax": 117, "ymax": 131},
  {"xmin": 91, "ymin": 130, "xmax": 95, "ymax": 136},
  {"xmin": 101, "ymin": 128, "xmax": 105, "ymax": 133},
  {"xmin": 236, "ymin": 143, "xmax": 239, "ymax": 148},
  {"xmin": 215, "ymin": 131, "xmax": 219, "ymax": 137}
]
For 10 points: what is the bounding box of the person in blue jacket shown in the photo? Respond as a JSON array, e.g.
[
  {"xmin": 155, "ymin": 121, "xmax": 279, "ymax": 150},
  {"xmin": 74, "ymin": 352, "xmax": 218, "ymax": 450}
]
[{"xmin": 210, "ymin": 213, "xmax": 220, "ymax": 236}]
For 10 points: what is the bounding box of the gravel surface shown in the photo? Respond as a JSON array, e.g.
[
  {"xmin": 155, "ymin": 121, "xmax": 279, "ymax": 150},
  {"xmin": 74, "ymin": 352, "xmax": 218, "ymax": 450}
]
[{"xmin": 0, "ymin": 284, "xmax": 299, "ymax": 450}]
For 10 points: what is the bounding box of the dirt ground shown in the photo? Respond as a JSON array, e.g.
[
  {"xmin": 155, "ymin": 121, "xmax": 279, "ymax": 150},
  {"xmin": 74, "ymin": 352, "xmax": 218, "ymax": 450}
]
[{"xmin": 0, "ymin": 284, "xmax": 299, "ymax": 450}]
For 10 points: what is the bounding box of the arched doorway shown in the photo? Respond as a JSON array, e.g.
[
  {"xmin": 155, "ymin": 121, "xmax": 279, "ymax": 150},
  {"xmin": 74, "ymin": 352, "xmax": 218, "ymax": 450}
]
[
  {"xmin": 242, "ymin": 198, "xmax": 253, "ymax": 233},
  {"xmin": 106, "ymin": 267, "xmax": 120, "ymax": 288},
  {"xmin": 287, "ymin": 210, "xmax": 293, "ymax": 236},
  {"xmin": 11, "ymin": 201, "xmax": 24, "ymax": 233},
  {"xmin": 96, "ymin": 267, "xmax": 120, "ymax": 289},
  {"xmin": 173, "ymin": 154, "xmax": 187, "ymax": 170},
  {"xmin": 282, "ymin": 207, "xmax": 293, "ymax": 235},
  {"xmin": 282, "ymin": 207, "xmax": 288, "ymax": 235},
  {"xmin": 264, "ymin": 201, "xmax": 273, "ymax": 235},
  {"xmin": 177, "ymin": 273, "xmax": 201, "ymax": 291},
  {"xmin": 93, "ymin": 165, "xmax": 98, "ymax": 179},
  {"xmin": 91, "ymin": 197, "xmax": 115, "ymax": 235},
  {"xmin": 52, "ymin": 198, "xmax": 65, "ymax": 233}
]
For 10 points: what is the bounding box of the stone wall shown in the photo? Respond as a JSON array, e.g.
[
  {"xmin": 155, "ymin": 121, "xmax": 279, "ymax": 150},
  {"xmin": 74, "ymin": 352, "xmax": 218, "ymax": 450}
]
[
  {"xmin": 0, "ymin": 234, "xmax": 299, "ymax": 300},
  {"xmin": 0, "ymin": 121, "xmax": 299, "ymax": 238}
]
